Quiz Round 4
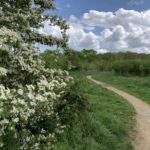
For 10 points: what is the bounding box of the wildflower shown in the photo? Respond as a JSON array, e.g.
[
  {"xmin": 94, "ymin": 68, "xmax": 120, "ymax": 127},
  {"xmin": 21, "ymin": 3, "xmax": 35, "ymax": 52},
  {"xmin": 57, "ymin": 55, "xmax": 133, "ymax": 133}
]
[
  {"xmin": 0, "ymin": 67, "xmax": 7, "ymax": 76},
  {"xmin": 0, "ymin": 119, "xmax": 9, "ymax": 124},
  {"xmin": 17, "ymin": 89, "xmax": 23, "ymax": 95},
  {"xmin": 13, "ymin": 118, "xmax": 19, "ymax": 123}
]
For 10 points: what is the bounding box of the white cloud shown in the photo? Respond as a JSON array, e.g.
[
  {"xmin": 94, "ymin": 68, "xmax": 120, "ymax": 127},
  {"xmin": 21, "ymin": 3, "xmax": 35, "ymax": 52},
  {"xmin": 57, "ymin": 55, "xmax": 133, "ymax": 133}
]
[
  {"xmin": 100, "ymin": 26, "xmax": 129, "ymax": 51},
  {"xmin": 38, "ymin": 21, "xmax": 62, "ymax": 38},
  {"xmin": 67, "ymin": 16, "xmax": 101, "ymax": 51},
  {"xmin": 83, "ymin": 8, "xmax": 150, "ymax": 29},
  {"xmin": 82, "ymin": 8, "xmax": 150, "ymax": 53},
  {"xmin": 39, "ymin": 9, "xmax": 150, "ymax": 53},
  {"xmin": 36, "ymin": 16, "xmax": 101, "ymax": 51},
  {"xmin": 84, "ymin": 26, "xmax": 95, "ymax": 31}
]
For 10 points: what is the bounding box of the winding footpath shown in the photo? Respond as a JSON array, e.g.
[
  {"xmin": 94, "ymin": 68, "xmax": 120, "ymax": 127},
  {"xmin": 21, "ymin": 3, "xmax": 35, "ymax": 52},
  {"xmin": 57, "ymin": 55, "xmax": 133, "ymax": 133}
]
[{"xmin": 87, "ymin": 76, "xmax": 150, "ymax": 150}]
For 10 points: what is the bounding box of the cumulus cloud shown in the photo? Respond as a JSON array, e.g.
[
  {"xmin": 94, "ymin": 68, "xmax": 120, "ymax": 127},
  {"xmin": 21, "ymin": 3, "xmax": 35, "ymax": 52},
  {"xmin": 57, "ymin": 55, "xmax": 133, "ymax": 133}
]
[
  {"xmin": 67, "ymin": 15, "xmax": 101, "ymax": 51},
  {"xmin": 82, "ymin": 8, "xmax": 150, "ymax": 53},
  {"xmin": 36, "ymin": 16, "xmax": 101, "ymax": 51},
  {"xmin": 37, "ymin": 21, "xmax": 62, "ymax": 38},
  {"xmin": 100, "ymin": 26, "xmax": 128, "ymax": 51},
  {"xmin": 39, "ymin": 8, "xmax": 150, "ymax": 53},
  {"xmin": 83, "ymin": 8, "xmax": 150, "ymax": 29}
]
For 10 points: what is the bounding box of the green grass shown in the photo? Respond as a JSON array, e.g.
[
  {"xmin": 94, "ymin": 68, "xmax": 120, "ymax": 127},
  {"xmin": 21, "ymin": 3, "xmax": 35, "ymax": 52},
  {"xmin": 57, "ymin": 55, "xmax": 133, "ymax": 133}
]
[
  {"xmin": 89, "ymin": 71, "xmax": 150, "ymax": 104},
  {"xmin": 56, "ymin": 72, "xmax": 136, "ymax": 150}
]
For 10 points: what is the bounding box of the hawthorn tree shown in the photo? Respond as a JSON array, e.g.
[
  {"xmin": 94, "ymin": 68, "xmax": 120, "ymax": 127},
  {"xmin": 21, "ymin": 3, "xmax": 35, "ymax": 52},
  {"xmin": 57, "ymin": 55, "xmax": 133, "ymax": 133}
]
[
  {"xmin": 0, "ymin": 1, "xmax": 74, "ymax": 149},
  {"xmin": 0, "ymin": 0, "xmax": 68, "ymax": 47},
  {"xmin": 0, "ymin": 0, "xmax": 69, "ymax": 87}
]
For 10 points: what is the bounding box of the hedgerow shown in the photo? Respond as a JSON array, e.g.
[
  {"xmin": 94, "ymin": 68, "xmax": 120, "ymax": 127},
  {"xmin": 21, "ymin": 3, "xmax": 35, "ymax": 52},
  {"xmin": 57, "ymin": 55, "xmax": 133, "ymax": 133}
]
[
  {"xmin": 0, "ymin": 27, "xmax": 77, "ymax": 149},
  {"xmin": 112, "ymin": 60, "xmax": 150, "ymax": 76},
  {"xmin": 0, "ymin": 1, "xmax": 87, "ymax": 149}
]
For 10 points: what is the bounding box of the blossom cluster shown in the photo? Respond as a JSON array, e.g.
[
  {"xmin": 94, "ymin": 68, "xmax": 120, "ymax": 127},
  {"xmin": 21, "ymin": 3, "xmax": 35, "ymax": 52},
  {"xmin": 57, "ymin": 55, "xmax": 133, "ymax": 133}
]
[
  {"xmin": 0, "ymin": 27, "xmax": 73, "ymax": 149},
  {"xmin": 0, "ymin": 71, "xmax": 72, "ymax": 149}
]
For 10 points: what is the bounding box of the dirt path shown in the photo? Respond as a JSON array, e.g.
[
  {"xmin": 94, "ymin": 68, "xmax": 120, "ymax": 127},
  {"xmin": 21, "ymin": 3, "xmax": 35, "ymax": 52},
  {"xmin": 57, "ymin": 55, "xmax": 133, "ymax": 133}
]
[{"xmin": 87, "ymin": 76, "xmax": 150, "ymax": 150}]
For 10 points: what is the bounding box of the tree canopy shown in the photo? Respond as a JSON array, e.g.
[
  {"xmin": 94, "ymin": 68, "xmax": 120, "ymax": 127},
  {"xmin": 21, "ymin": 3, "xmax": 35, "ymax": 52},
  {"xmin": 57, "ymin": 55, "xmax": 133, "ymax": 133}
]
[
  {"xmin": 0, "ymin": 1, "xmax": 75, "ymax": 149},
  {"xmin": 0, "ymin": 0, "xmax": 68, "ymax": 48}
]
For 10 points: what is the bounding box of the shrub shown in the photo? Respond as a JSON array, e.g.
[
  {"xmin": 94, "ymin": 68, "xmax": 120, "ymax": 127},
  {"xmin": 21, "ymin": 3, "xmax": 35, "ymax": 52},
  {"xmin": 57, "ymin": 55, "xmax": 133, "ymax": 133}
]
[
  {"xmin": 55, "ymin": 81, "xmax": 88, "ymax": 127},
  {"xmin": 0, "ymin": 1, "xmax": 84, "ymax": 149},
  {"xmin": 112, "ymin": 60, "xmax": 150, "ymax": 76},
  {"xmin": 0, "ymin": 27, "xmax": 74, "ymax": 150}
]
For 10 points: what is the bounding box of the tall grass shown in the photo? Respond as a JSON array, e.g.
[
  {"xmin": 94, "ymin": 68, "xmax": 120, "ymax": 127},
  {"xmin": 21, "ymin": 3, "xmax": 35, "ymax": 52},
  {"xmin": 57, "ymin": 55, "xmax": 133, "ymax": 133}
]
[
  {"xmin": 56, "ymin": 73, "xmax": 136, "ymax": 150},
  {"xmin": 92, "ymin": 71, "xmax": 150, "ymax": 104}
]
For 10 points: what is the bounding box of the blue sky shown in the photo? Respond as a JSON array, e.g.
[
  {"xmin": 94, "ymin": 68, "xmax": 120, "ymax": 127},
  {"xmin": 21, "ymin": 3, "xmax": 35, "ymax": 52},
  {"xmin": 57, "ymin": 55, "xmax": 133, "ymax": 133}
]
[
  {"xmin": 55, "ymin": 0, "xmax": 150, "ymax": 19},
  {"xmin": 42, "ymin": 0, "xmax": 150, "ymax": 53}
]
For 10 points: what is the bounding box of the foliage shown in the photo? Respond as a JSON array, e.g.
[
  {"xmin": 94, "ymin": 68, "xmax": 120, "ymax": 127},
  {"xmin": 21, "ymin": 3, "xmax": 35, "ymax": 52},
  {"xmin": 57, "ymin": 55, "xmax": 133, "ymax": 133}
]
[
  {"xmin": 41, "ymin": 50, "xmax": 69, "ymax": 70},
  {"xmin": 0, "ymin": 0, "xmax": 85, "ymax": 149},
  {"xmin": 55, "ymin": 81, "xmax": 88, "ymax": 127},
  {"xmin": 42, "ymin": 49, "xmax": 150, "ymax": 76},
  {"xmin": 0, "ymin": 27, "xmax": 74, "ymax": 149},
  {"xmin": 56, "ymin": 73, "xmax": 135, "ymax": 150},
  {"xmin": 0, "ymin": 0, "xmax": 68, "ymax": 48},
  {"xmin": 112, "ymin": 60, "xmax": 150, "ymax": 76}
]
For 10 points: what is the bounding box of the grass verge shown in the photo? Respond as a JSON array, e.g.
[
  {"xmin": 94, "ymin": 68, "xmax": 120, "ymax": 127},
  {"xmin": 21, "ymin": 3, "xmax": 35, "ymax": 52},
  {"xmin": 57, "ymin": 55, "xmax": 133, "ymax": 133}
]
[
  {"xmin": 56, "ymin": 72, "xmax": 136, "ymax": 150},
  {"xmin": 90, "ymin": 71, "xmax": 150, "ymax": 104}
]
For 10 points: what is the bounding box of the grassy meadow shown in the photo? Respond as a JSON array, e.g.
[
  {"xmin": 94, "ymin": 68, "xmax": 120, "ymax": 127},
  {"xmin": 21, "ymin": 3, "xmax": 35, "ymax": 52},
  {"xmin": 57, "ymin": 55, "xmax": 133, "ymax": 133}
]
[
  {"xmin": 56, "ymin": 73, "xmax": 136, "ymax": 150},
  {"xmin": 41, "ymin": 50, "xmax": 150, "ymax": 149},
  {"xmin": 90, "ymin": 72, "xmax": 150, "ymax": 104}
]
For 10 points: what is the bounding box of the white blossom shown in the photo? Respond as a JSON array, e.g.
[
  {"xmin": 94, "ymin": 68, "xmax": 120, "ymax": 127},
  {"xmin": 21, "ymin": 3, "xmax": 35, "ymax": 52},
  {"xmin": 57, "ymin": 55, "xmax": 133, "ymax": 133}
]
[
  {"xmin": 0, "ymin": 67, "xmax": 7, "ymax": 76},
  {"xmin": 0, "ymin": 27, "xmax": 73, "ymax": 149},
  {"xmin": 13, "ymin": 118, "xmax": 19, "ymax": 123},
  {"xmin": 17, "ymin": 89, "xmax": 23, "ymax": 95}
]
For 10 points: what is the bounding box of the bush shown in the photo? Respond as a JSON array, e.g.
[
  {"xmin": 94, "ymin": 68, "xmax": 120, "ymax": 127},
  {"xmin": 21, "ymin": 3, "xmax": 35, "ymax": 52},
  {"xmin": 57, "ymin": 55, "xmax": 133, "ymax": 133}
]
[
  {"xmin": 0, "ymin": 27, "xmax": 79, "ymax": 150},
  {"xmin": 112, "ymin": 60, "xmax": 150, "ymax": 76},
  {"xmin": 55, "ymin": 81, "xmax": 88, "ymax": 127}
]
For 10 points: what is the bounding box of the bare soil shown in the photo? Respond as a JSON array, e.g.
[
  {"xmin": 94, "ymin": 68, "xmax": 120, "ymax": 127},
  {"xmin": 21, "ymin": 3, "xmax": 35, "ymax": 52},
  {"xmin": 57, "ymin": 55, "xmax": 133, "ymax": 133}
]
[{"xmin": 87, "ymin": 76, "xmax": 150, "ymax": 150}]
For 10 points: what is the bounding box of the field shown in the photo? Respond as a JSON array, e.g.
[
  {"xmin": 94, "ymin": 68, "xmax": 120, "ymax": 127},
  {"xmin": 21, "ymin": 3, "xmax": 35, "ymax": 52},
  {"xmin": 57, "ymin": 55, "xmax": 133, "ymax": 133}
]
[
  {"xmin": 56, "ymin": 73, "xmax": 136, "ymax": 150},
  {"xmin": 90, "ymin": 72, "xmax": 150, "ymax": 104}
]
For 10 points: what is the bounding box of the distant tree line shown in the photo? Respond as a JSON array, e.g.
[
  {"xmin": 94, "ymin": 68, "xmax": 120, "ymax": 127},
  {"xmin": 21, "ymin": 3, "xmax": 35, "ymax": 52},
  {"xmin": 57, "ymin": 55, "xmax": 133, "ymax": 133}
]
[{"xmin": 42, "ymin": 49, "xmax": 150, "ymax": 76}]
